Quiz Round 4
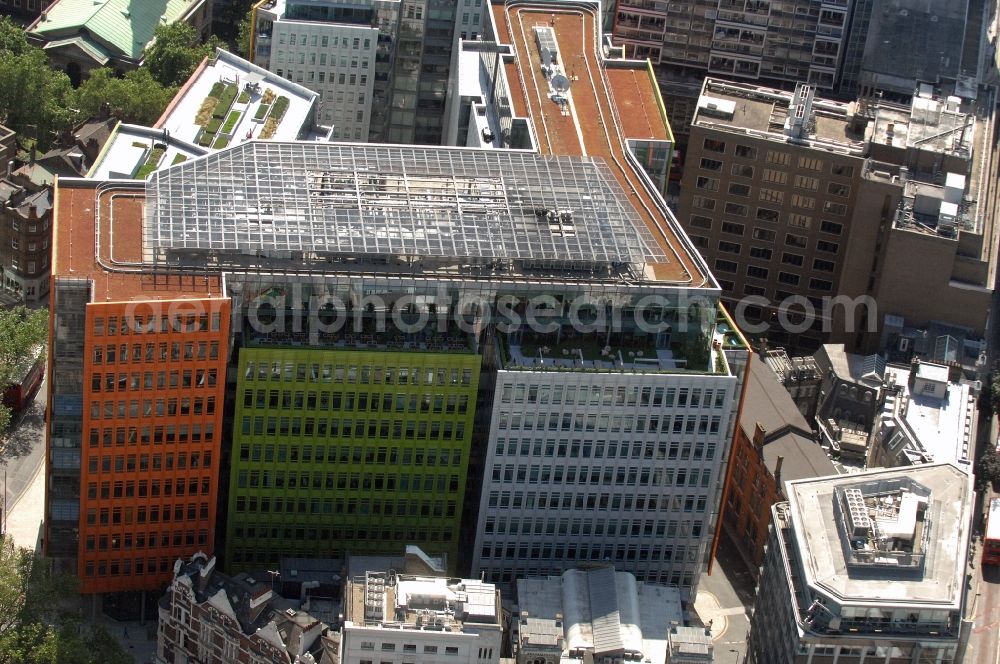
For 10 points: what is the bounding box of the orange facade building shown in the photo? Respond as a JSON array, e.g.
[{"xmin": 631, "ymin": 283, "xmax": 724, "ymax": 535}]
[{"xmin": 46, "ymin": 181, "xmax": 228, "ymax": 593}]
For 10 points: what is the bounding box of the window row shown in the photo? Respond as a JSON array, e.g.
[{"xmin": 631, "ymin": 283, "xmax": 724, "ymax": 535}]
[
  {"xmin": 85, "ymin": 529, "xmax": 209, "ymax": 554},
  {"xmin": 87, "ymin": 476, "xmax": 211, "ymax": 500},
  {"xmin": 499, "ymin": 383, "xmax": 726, "ymax": 408},
  {"xmin": 84, "ymin": 503, "xmax": 210, "ymax": 526},
  {"xmin": 495, "ymin": 438, "xmax": 718, "ymax": 462},
  {"xmin": 481, "ymin": 538, "xmax": 701, "ymax": 563},
  {"xmin": 242, "ymin": 388, "xmax": 469, "ymax": 414},
  {"xmin": 234, "ymin": 495, "xmax": 458, "ymax": 518},
  {"xmin": 483, "ymin": 566, "xmax": 693, "ymax": 590},
  {"xmin": 92, "ymin": 341, "xmax": 220, "ymax": 364},
  {"xmin": 244, "ymin": 361, "xmax": 474, "ymax": 386},
  {"xmin": 235, "ymin": 470, "xmax": 460, "ymax": 494},
  {"xmin": 86, "ymin": 451, "xmax": 213, "ymax": 473},
  {"xmin": 238, "ymin": 415, "xmax": 468, "ymax": 441},
  {"xmin": 91, "ymin": 397, "xmax": 215, "ymax": 419},
  {"xmin": 487, "ymin": 485, "xmax": 711, "ymax": 511},
  {"xmin": 90, "ymin": 369, "xmax": 218, "ymax": 392},
  {"xmin": 498, "ymin": 411, "xmax": 723, "ymax": 435},
  {"xmin": 87, "ymin": 424, "xmax": 215, "ymax": 447},
  {"xmin": 238, "ymin": 443, "xmax": 462, "ymax": 467},
  {"xmin": 93, "ymin": 313, "xmax": 222, "ymax": 336},
  {"xmin": 489, "ymin": 463, "xmax": 714, "ymax": 489},
  {"xmin": 84, "ymin": 553, "xmax": 202, "ymax": 578},
  {"xmin": 228, "ymin": 525, "xmax": 453, "ymax": 555}
]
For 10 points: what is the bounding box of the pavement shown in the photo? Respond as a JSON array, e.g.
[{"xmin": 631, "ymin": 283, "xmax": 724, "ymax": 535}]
[
  {"xmin": 691, "ymin": 535, "xmax": 753, "ymax": 664},
  {"xmin": 2, "ymin": 372, "xmax": 47, "ymax": 548}
]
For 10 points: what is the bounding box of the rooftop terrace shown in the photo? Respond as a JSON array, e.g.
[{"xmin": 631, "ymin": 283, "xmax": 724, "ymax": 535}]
[{"xmin": 156, "ymin": 49, "xmax": 318, "ymax": 147}]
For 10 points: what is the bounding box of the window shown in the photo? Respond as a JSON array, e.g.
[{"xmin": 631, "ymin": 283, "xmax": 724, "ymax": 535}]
[
  {"xmin": 755, "ymin": 208, "xmax": 779, "ymax": 223},
  {"xmin": 728, "ymin": 183, "xmax": 751, "ymax": 198},
  {"xmin": 827, "ymin": 182, "xmax": 851, "ymax": 197},
  {"xmin": 721, "ymin": 221, "xmax": 744, "ymax": 236},
  {"xmin": 725, "ymin": 202, "xmax": 748, "ymax": 216},
  {"xmin": 696, "ymin": 176, "xmax": 719, "ymax": 191},
  {"xmin": 817, "ymin": 240, "xmax": 839, "ymax": 253},
  {"xmin": 735, "ymin": 144, "xmax": 757, "ymax": 159},
  {"xmin": 761, "ymin": 168, "xmax": 787, "ymax": 184},
  {"xmin": 692, "ymin": 195, "xmax": 716, "ymax": 210},
  {"xmin": 797, "ymin": 156, "xmax": 823, "ymax": 171},
  {"xmin": 831, "ymin": 163, "xmax": 854, "ymax": 177},
  {"xmin": 715, "ymin": 259, "xmax": 737, "ymax": 273},
  {"xmin": 731, "ymin": 164, "xmax": 754, "ymax": 178},
  {"xmin": 753, "ymin": 228, "xmax": 775, "ymax": 242},
  {"xmin": 700, "ymin": 157, "xmax": 723, "ymax": 171},
  {"xmin": 689, "ymin": 215, "xmax": 712, "ymax": 230},
  {"xmin": 793, "ymin": 174, "xmax": 819, "ymax": 191},
  {"xmin": 749, "ymin": 246, "xmax": 772, "ymax": 260},
  {"xmin": 703, "ymin": 138, "xmax": 726, "ymax": 153},
  {"xmin": 759, "ymin": 188, "xmax": 784, "ymax": 203},
  {"xmin": 820, "ymin": 220, "xmax": 843, "ymax": 235},
  {"xmin": 746, "ymin": 265, "xmax": 768, "ymax": 279},
  {"xmin": 718, "ymin": 240, "xmax": 741, "ymax": 254},
  {"xmin": 785, "ymin": 234, "xmax": 808, "ymax": 248},
  {"xmin": 766, "ymin": 150, "xmax": 790, "ymax": 165},
  {"xmin": 813, "ymin": 258, "xmax": 836, "ymax": 272},
  {"xmin": 810, "ymin": 278, "xmax": 833, "ymax": 291},
  {"xmin": 788, "ymin": 213, "xmax": 812, "ymax": 228},
  {"xmin": 778, "ymin": 271, "xmax": 800, "ymax": 285},
  {"xmin": 744, "ymin": 284, "xmax": 766, "ymax": 296},
  {"xmin": 782, "ymin": 252, "xmax": 804, "ymax": 266},
  {"xmin": 690, "ymin": 234, "xmax": 709, "ymax": 248},
  {"xmin": 823, "ymin": 201, "xmax": 848, "ymax": 216}
]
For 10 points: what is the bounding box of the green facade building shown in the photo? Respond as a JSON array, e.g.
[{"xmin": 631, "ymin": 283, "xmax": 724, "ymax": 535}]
[{"xmin": 226, "ymin": 345, "xmax": 481, "ymax": 571}]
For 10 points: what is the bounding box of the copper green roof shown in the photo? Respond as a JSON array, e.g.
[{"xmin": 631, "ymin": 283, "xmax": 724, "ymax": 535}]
[{"xmin": 32, "ymin": 0, "xmax": 200, "ymax": 61}]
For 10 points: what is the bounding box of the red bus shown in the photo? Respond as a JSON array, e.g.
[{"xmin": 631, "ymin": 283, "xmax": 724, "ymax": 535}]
[
  {"xmin": 984, "ymin": 497, "xmax": 1000, "ymax": 566},
  {"xmin": 2, "ymin": 348, "xmax": 43, "ymax": 412}
]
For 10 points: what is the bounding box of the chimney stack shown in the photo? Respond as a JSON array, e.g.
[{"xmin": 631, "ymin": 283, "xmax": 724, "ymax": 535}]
[{"xmin": 774, "ymin": 455, "xmax": 785, "ymax": 486}]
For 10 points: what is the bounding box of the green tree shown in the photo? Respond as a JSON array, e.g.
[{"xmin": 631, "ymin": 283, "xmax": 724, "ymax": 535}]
[
  {"xmin": 977, "ymin": 451, "xmax": 1000, "ymax": 493},
  {"xmin": 0, "ymin": 307, "xmax": 47, "ymax": 435},
  {"xmin": 0, "ymin": 16, "xmax": 30, "ymax": 57},
  {"xmin": 0, "ymin": 536, "xmax": 133, "ymax": 664},
  {"xmin": 73, "ymin": 68, "xmax": 176, "ymax": 125},
  {"xmin": 237, "ymin": 11, "xmax": 253, "ymax": 59},
  {"xmin": 144, "ymin": 22, "xmax": 226, "ymax": 88},
  {"xmin": 0, "ymin": 48, "xmax": 75, "ymax": 151}
]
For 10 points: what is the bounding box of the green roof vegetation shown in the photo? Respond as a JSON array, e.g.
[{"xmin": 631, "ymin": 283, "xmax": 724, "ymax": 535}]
[
  {"xmin": 221, "ymin": 110, "xmax": 241, "ymax": 135},
  {"xmin": 134, "ymin": 146, "xmax": 165, "ymax": 180},
  {"xmin": 271, "ymin": 95, "xmax": 290, "ymax": 121},
  {"xmin": 254, "ymin": 103, "xmax": 270, "ymax": 121},
  {"xmin": 171, "ymin": 154, "xmax": 187, "ymax": 165},
  {"xmin": 213, "ymin": 83, "xmax": 238, "ymax": 119},
  {"xmin": 213, "ymin": 136, "xmax": 230, "ymax": 149},
  {"xmin": 237, "ymin": 91, "xmax": 251, "ymax": 104}
]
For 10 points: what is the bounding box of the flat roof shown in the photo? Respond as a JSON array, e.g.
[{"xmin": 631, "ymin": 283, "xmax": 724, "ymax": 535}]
[
  {"xmin": 155, "ymin": 49, "xmax": 318, "ymax": 146},
  {"xmin": 987, "ymin": 498, "xmax": 1000, "ymax": 541},
  {"xmin": 88, "ymin": 124, "xmax": 207, "ymax": 180},
  {"xmin": 489, "ymin": 0, "xmax": 711, "ymax": 287},
  {"xmin": 53, "ymin": 180, "xmax": 222, "ymax": 301},
  {"xmin": 143, "ymin": 141, "xmax": 666, "ymax": 265},
  {"xmin": 785, "ymin": 464, "xmax": 972, "ymax": 608},
  {"xmin": 883, "ymin": 365, "xmax": 973, "ymax": 467},
  {"xmin": 691, "ymin": 78, "xmax": 866, "ymax": 154}
]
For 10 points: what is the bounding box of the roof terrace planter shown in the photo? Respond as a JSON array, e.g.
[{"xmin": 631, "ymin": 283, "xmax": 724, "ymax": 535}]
[
  {"xmin": 134, "ymin": 147, "xmax": 165, "ymax": 180},
  {"xmin": 221, "ymin": 110, "xmax": 242, "ymax": 135},
  {"xmin": 195, "ymin": 81, "xmax": 226, "ymax": 126},
  {"xmin": 253, "ymin": 104, "xmax": 271, "ymax": 122},
  {"xmin": 212, "ymin": 83, "xmax": 239, "ymax": 120}
]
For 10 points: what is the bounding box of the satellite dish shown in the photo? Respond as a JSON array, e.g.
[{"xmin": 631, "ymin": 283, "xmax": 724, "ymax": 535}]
[{"xmin": 551, "ymin": 74, "xmax": 570, "ymax": 93}]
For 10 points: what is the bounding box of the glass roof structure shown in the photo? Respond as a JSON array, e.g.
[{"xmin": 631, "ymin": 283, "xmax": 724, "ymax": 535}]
[{"xmin": 143, "ymin": 141, "xmax": 666, "ymax": 267}]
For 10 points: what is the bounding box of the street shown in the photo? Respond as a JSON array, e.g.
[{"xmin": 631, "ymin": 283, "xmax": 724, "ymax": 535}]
[
  {"xmin": 694, "ymin": 535, "xmax": 753, "ymax": 663},
  {"xmin": 967, "ymin": 558, "xmax": 1000, "ymax": 664},
  {"xmin": 1, "ymin": 371, "xmax": 46, "ymax": 547}
]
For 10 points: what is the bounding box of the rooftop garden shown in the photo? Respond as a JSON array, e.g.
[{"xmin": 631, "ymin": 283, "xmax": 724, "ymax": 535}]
[
  {"xmin": 134, "ymin": 147, "xmax": 165, "ymax": 180},
  {"xmin": 195, "ymin": 81, "xmax": 226, "ymax": 126},
  {"xmin": 196, "ymin": 81, "xmax": 240, "ymax": 147},
  {"xmin": 259, "ymin": 95, "xmax": 290, "ymax": 139}
]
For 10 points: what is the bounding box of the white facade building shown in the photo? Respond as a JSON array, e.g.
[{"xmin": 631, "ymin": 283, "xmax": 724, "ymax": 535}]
[
  {"xmin": 341, "ymin": 572, "xmax": 502, "ymax": 664},
  {"xmin": 473, "ymin": 366, "xmax": 740, "ymax": 600}
]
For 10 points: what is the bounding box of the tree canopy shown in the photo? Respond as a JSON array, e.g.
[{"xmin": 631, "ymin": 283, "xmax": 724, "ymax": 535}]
[
  {"xmin": 0, "ymin": 307, "xmax": 47, "ymax": 435},
  {"xmin": 73, "ymin": 68, "xmax": 176, "ymax": 125},
  {"xmin": 0, "ymin": 536, "xmax": 133, "ymax": 664},
  {"xmin": 144, "ymin": 22, "xmax": 226, "ymax": 89},
  {"xmin": 0, "ymin": 46, "xmax": 75, "ymax": 152},
  {"xmin": 0, "ymin": 17, "xmax": 30, "ymax": 57}
]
